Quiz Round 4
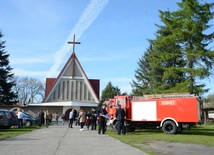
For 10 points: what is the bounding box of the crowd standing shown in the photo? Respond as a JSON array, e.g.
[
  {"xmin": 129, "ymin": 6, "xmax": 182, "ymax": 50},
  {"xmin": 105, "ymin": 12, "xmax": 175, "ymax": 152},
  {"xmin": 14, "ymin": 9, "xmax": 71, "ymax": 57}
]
[{"xmin": 34, "ymin": 105, "xmax": 126, "ymax": 136}]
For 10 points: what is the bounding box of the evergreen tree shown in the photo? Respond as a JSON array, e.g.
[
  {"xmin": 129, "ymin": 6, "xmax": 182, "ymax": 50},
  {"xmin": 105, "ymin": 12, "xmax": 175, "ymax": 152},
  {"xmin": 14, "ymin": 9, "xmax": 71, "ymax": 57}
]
[
  {"xmin": 150, "ymin": 21, "xmax": 187, "ymax": 93},
  {"xmin": 99, "ymin": 82, "xmax": 120, "ymax": 107},
  {"xmin": 204, "ymin": 93, "xmax": 214, "ymax": 108},
  {"xmin": 131, "ymin": 43, "xmax": 158, "ymax": 95},
  {"xmin": 132, "ymin": 0, "xmax": 214, "ymax": 95},
  {"xmin": 0, "ymin": 31, "xmax": 18, "ymax": 105},
  {"xmin": 173, "ymin": 0, "xmax": 214, "ymax": 94}
]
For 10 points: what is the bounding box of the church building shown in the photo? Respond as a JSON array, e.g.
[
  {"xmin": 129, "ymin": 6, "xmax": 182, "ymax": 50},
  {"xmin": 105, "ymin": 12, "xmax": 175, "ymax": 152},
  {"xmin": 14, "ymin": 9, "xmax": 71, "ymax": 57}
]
[{"xmin": 27, "ymin": 35, "xmax": 100, "ymax": 119}]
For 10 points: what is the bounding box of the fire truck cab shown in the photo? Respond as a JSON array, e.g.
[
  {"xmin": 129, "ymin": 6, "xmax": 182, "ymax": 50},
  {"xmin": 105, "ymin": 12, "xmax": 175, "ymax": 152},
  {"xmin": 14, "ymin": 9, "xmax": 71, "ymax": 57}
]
[{"xmin": 104, "ymin": 93, "xmax": 203, "ymax": 134}]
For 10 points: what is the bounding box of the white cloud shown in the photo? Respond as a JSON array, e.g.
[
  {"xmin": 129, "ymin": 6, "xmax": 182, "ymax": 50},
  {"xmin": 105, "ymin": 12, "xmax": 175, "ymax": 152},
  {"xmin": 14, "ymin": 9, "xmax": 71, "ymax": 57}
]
[{"xmin": 46, "ymin": 0, "xmax": 110, "ymax": 78}]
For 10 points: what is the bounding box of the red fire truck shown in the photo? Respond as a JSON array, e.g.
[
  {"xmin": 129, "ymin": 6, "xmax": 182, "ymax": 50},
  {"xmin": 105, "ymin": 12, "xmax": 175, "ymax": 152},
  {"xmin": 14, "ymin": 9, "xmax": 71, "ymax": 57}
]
[{"xmin": 104, "ymin": 93, "xmax": 203, "ymax": 134}]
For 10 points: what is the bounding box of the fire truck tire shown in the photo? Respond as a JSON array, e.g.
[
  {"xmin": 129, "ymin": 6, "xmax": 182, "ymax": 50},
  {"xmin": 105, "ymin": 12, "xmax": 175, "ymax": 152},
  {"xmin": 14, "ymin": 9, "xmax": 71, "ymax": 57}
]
[
  {"xmin": 162, "ymin": 120, "xmax": 177, "ymax": 134},
  {"xmin": 113, "ymin": 122, "xmax": 119, "ymax": 132}
]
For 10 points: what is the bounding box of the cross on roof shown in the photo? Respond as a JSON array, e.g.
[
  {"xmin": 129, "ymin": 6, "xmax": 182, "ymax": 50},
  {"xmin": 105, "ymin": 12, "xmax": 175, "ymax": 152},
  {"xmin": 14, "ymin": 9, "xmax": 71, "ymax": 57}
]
[{"xmin": 67, "ymin": 34, "xmax": 81, "ymax": 53}]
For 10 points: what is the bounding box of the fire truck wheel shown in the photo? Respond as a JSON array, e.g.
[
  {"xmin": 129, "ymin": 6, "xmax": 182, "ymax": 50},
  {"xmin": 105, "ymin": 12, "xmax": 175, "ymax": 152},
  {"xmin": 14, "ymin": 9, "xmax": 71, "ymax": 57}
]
[
  {"xmin": 113, "ymin": 122, "xmax": 119, "ymax": 132},
  {"xmin": 162, "ymin": 120, "xmax": 177, "ymax": 134}
]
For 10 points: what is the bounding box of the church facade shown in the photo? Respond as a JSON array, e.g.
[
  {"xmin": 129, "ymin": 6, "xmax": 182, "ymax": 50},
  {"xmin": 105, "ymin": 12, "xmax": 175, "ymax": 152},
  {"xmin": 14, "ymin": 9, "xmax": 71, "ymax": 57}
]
[{"xmin": 27, "ymin": 37, "xmax": 100, "ymax": 119}]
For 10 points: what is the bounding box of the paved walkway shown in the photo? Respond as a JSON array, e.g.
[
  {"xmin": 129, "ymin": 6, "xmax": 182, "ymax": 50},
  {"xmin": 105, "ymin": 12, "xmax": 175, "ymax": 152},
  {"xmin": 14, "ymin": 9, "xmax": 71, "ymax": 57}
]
[{"xmin": 0, "ymin": 124, "xmax": 148, "ymax": 155}]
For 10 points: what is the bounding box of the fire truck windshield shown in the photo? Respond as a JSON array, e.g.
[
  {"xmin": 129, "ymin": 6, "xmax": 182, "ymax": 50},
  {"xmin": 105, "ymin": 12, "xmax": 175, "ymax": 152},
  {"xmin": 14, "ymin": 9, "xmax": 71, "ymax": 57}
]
[{"xmin": 116, "ymin": 98, "xmax": 125, "ymax": 107}]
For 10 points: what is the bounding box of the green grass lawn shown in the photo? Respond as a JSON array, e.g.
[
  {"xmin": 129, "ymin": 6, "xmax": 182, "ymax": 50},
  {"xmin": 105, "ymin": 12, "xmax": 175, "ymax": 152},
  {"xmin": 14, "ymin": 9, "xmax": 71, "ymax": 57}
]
[
  {"xmin": 107, "ymin": 124, "xmax": 214, "ymax": 155},
  {"xmin": 107, "ymin": 124, "xmax": 214, "ymax": 147},
  {"xmin": 0, "ymin": 125, "xmax": 43, "ymax": 140}
]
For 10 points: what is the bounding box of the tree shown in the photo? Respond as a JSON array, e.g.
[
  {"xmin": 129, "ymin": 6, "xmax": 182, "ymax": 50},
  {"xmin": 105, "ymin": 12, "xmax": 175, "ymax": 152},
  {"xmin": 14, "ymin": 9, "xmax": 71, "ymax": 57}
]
[
  {"xmin": 204, "ymin": 93, "xmax": 214, "ymax": 108},
  {"xmin": 99, "ymin": 82, "xmax": 120, "ymax": 107},
  {"xmin": 149, "ymin": 21, "xmax": 187, "ymax": 94},
  {"xmin": 0, "ymin": 31, "xmax": 18, "ymax": 105},
  {"xmin": 131, "ymin": 43, "xmax": 159, "ymax": 95},
  {"xmin": 132, "ymin": 0, "xmax": 214, "ymax": 95},
  {"xmin": 14, "ymin": 76, "xmax": 45, "ymax": 105},
  {"xmin": 158, "ymin": 0, "xmax": 214, "ymax": 95}
]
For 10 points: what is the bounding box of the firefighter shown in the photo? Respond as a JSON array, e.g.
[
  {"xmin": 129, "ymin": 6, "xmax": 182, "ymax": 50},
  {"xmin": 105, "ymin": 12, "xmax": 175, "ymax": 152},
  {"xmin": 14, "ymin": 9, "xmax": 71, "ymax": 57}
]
[
  {"xmin": 97, "ymin": 104, "xmax": 108, "ymax": 134},
  {"xmin": 116, "ymin": 104, "xmax": 126, "ymax": 135}
]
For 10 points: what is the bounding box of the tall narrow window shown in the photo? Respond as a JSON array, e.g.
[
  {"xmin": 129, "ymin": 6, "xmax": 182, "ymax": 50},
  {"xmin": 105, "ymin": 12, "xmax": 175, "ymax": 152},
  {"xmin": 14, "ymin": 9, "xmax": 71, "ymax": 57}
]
[
  {"xmin": 58, "ymin": 84, "xmax": 61, "ymax": 99},
  {"xmin": 84, "ymin": 84, "xmax": 86, "ymax": 100},
  {"xmin": 67, "ymin": 81, "xmax": 70, "ymax": 100},
  {"xmin": 71, "ymin": 81, "xmax": 73, "ymax": 100},
  {"xmin": 53, "ymin": 90, "xmax": 56, "ymax": 100},
  {"xmin": 75, "ymin": 81, "xmax": 78, "ymax": 99},
  {"xmin": 62, "ymin": 81, "xmax": 65, "ymax": 100},
  {"xmin": 79, "ymin": 81, "xmax": 82, "ymax": 100},
  {"xmin": 88, "ymin": 91, "xmax": 91, "ymax": 100}
]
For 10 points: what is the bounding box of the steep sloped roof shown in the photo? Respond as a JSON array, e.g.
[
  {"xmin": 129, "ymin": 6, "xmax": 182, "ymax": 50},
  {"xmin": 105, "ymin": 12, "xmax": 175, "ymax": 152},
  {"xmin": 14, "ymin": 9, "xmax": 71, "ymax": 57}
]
[{"xmin": 43, "ymin": 52, "xmax": 99, "ymax": 103}]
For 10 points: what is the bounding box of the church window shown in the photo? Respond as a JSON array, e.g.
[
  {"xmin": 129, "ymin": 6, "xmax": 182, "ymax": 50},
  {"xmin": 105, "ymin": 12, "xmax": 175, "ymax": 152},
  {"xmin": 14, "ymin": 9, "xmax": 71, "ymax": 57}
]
[
  {"xmin": 88, "ymin": 91, "xmax": 91, "ymax": 100},
  {"xmin": 67, "ymin": 81, "xmax": 70, "ymax": 100},
  {"xmin": 79, "ymin": 81, "xmax": 82, "ymax": 100},
  {"xmin": 62, "ymin": 81, "xmax": 65, "ymax": 100},
  {"xmin": 53, "ymin": 90, "xmax": 56, "ymax": 100},
  {"xmin": 71, "ymin": 81, "xmax": 73, "ymax": 100},
  {"xmin": 75, "ymin": 81, "xmax": 78, "ymax": 99},
  {"xmin": 84, "ymin": 84, "xmax": 86, "ymax": 100},
  {"xmin": 58, "ymin": 84, "xmax": 60, "ymax": 99}
]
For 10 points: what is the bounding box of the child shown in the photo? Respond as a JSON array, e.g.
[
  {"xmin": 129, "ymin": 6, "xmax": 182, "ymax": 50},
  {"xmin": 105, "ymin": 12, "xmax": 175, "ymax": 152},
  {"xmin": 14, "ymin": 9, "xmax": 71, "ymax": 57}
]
[{"xmin": 85, "ymin": 116, "xmax": 91, "ymax": 130}]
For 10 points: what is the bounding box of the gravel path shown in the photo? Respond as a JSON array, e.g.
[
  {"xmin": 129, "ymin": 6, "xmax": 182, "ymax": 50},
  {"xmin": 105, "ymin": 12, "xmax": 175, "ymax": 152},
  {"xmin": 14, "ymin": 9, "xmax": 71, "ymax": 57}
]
[{"xmin": 137, "ymin": 140, "xmax": 214, "ymax": 155}]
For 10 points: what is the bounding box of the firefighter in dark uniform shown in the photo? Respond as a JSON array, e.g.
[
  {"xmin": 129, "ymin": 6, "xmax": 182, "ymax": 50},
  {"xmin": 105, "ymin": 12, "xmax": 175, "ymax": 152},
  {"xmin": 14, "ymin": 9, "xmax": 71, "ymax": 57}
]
[
  {"xmin": 97, "ymin": 104, "xmax": 108, "ymax": 134},
  {"xmin": 116, "ymin": 104, "xmax": 126, "ymax": 135}
]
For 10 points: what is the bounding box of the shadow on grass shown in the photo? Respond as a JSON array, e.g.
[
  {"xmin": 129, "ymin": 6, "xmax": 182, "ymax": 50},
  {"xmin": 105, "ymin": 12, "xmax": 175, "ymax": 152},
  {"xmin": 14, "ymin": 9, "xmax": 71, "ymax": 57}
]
[
  {"xmin": 182, "ymin": 128, "xmax": 214, "ymax": 136},
  {"xmin": 127, "ymin": 127, "xmax": 214, "ymax": 137}
]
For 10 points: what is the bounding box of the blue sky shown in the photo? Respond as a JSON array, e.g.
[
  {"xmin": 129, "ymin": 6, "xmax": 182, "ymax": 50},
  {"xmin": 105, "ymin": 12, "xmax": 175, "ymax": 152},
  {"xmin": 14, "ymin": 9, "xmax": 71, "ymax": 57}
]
[{"xmin": 0, "ymin": 0, "xmax": 213, "ymax": 97}]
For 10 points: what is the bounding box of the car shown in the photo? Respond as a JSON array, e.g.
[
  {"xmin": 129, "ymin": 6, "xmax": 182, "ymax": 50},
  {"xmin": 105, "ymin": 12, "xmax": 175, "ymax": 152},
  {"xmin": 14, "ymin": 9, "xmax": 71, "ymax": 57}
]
[
  {"xmin": 0, "ymin": 114, "xmax": 8, "ymax": 127},
  {"xmin": 22, "ymin": 112, "xmax": 39, "ymax": 126},
  {"xmin": 10, "ymin": 108, "xmax": 39, "ymax": 126},
  {"xmin": 0, "ymin": 109, "xmax": 19, "ymax": 129}
]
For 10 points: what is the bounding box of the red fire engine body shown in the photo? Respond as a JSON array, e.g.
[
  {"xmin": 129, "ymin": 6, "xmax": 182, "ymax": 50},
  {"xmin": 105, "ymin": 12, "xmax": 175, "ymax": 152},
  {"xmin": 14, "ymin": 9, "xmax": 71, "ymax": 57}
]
[{"xmin": 104, "ymin": 93, "xmax": 203, "ymax": 134}]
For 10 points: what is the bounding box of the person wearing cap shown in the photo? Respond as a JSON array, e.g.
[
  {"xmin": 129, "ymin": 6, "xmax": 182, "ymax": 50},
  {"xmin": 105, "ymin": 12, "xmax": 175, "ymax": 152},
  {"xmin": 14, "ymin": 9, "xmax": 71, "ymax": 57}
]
[
  {"xmin": 97, "ymin": 104, "xmax": 108, "ymax": 134},
  {"xmin": 116, "ymin": 104, "xmax": 126, "ymax": 135}
]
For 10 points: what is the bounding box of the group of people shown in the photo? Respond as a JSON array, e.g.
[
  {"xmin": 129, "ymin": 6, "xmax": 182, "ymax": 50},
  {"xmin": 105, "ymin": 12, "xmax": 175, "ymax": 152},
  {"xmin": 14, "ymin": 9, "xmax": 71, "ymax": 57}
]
[
  {"xmin": 68, "ymin": 108, "xmax": 97, "ymax": 131},
  {"xmin": 37, "ymin": 109, "xmax": 53, "ymax": 128},
  {"xmin": 67, "ymin": 103, "xmax": 126, "ymax": 135},
  {"xmin": 37, "ymin": 104, "xmax": 126, "ymax": 135}
]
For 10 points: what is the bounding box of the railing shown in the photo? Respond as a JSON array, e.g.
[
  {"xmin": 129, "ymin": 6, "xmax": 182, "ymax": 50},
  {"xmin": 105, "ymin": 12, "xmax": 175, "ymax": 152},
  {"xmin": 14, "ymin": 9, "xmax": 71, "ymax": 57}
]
[{"xmin": 133, "ymin": 93, "xmax": 196, "ymax": 100}]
